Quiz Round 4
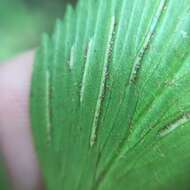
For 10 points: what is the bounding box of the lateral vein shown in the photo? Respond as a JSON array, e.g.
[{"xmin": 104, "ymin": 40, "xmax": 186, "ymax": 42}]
[
  {"xmin": 129, "ymin": 0, "xmax": 167, "ymax": 83},
  {"xmin": 159, "ymin": 113, "xmax": 190, "ymax": 137},
  {"xmin": 90, "ymin": 16, "xmax": 116, "ymax": 147}
]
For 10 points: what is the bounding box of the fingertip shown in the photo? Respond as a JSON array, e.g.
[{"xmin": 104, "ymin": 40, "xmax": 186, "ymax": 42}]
[{"xmin": 0, "ymin": 50, "xmax": 44, "ymax": 190}]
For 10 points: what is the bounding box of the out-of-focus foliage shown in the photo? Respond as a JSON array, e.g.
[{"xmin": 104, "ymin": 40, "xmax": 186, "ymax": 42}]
[{"xmin": 0, "ymin": 0, "xmax": 76, "ymax": 61}]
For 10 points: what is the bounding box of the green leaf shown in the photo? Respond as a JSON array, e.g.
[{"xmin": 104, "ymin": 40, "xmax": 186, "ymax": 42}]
[{"xmin": 31, "ymin": 0, "xmax": 190, "ymax": 189}]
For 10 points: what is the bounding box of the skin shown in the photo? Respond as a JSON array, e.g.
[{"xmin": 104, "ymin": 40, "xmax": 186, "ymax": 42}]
[{"xmin": 0, "ymin": 51, "xmax": 43, "ymax": 190}]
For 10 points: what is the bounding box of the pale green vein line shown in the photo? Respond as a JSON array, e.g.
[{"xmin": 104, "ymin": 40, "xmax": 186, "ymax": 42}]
[
  {"xmin": 47, "ymin": 20, "xmax": 61, "ymax": 144},
  {"xmin": 42, "ymin": 35, "xmax": 52, "ymax": 144},
  {"xmin": 68, "ymin": 44, "xmax": 75, "ymax": 70},
  {"xmin": 45, "ymin": 70, "xmax": 52, "ymax": 143},
  {"xmin": 79, "ymin": 38, "xmax": 93, "ymax": 103},
  {"xmin": 159, "ymin": 112, "xmax": 190, "ymax": 137},
  {"xmin": 129, "ymin": 0, "xmax": 167, "ymax": 83},
  {"xmin": 90, "ymin": 16, "xmax": 116, "ymax": 147}
]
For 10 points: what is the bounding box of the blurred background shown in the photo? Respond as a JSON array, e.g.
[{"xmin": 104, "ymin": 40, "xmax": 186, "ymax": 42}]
[
  {"xmin": 0, "ymin": 0, "xmax": 76, "ymax": 189},
  {"xmin": 0, "ymin": 0, "xmax": 76, "ymax": 61}
]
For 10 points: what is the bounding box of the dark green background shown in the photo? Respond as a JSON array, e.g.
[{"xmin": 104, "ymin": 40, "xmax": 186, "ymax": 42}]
[{"xmin": 0, "ymin": 0, "xmax": 76, "ymax": 61}]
